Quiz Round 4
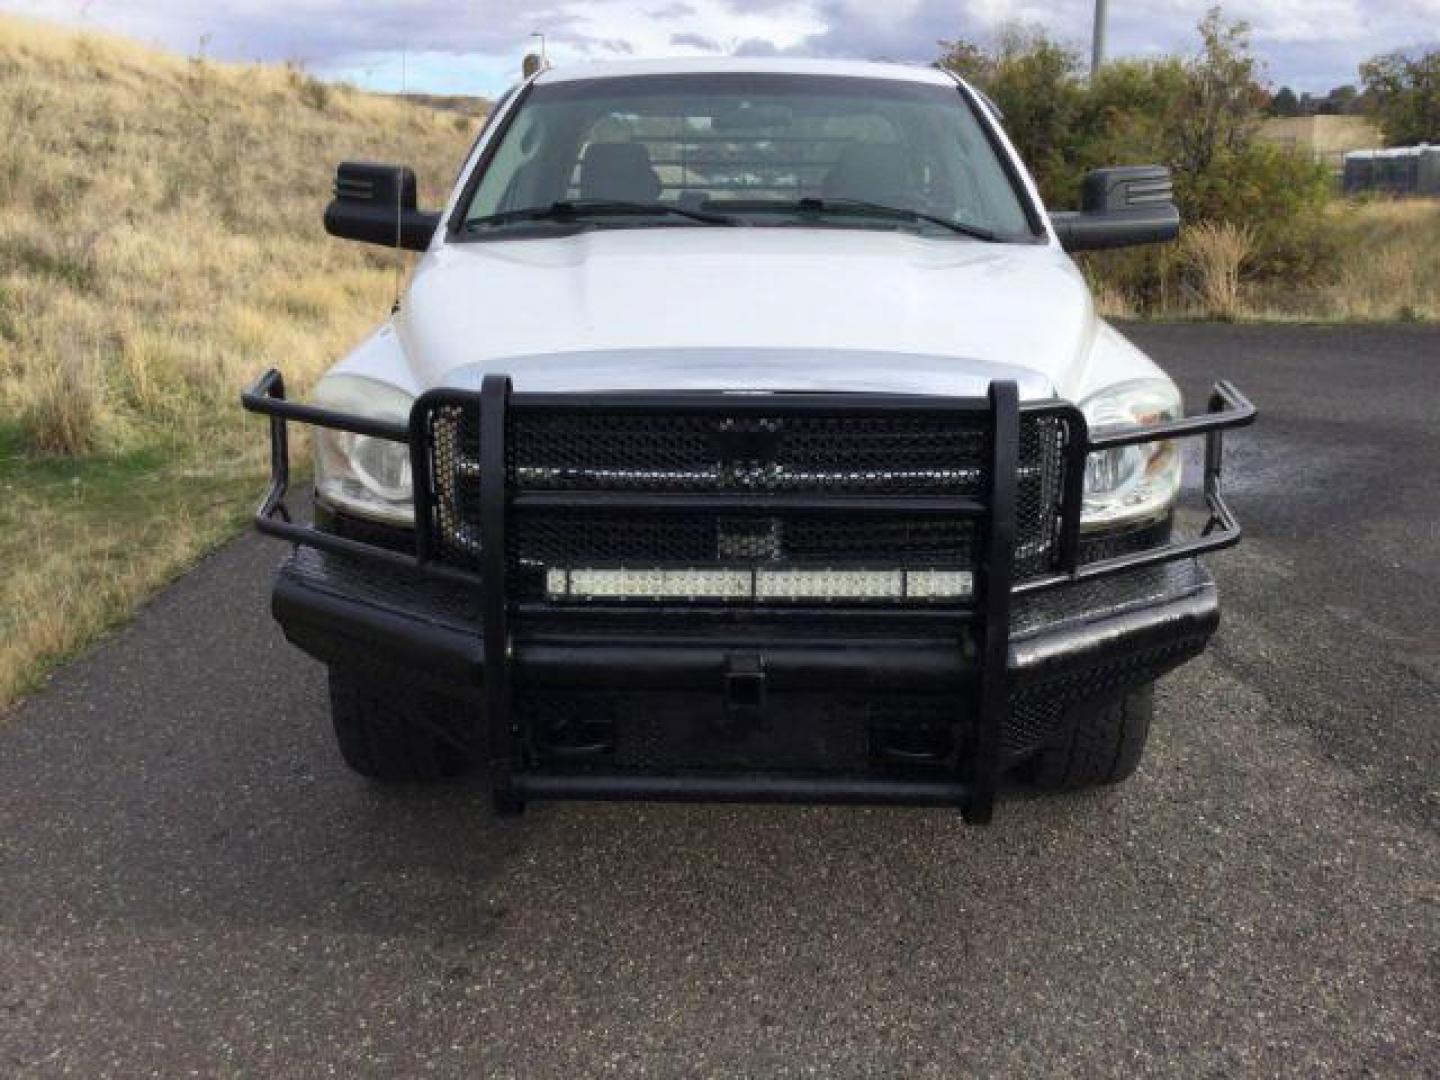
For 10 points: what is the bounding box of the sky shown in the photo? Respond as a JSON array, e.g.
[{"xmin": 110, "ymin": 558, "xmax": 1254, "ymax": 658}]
[{"xmin": 8, "ymin": 0, "xmax": 1438, "ymax": 98}]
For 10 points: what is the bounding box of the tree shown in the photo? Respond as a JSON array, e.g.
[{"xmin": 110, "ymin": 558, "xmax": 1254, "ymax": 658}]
[
  {"xmin": 1269, "ymin": 86, "xmax": 1300, "ymax": 116},
  {"xmin": 1171, "ymin": 7, "xmax": 1268, "ymax": 177},
  {"xmin": 935, "ymin": 37, "xmax": 990, "ymax": 84},
  {"xmin": 1321, "ymin": 84, "xmax": 1359, "ymax": 115},
  {"xmin": 1360, "ymin": 48, "xmax": 1440, "ymax": 145},
  {"xmin": 938, "ymin": 26, "xmax": 1087, "ymax": 204}
]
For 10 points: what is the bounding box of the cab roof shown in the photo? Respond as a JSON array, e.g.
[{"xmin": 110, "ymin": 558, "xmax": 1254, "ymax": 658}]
[{"xmin": 532, "ymin": 57, "xmax": 960, "ymax": 88}]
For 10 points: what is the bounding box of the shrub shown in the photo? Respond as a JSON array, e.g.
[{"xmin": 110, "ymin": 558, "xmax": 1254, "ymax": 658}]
[{"xmin": 1178, "ymin": 141, "xmax": 1334, "ymax": 282}]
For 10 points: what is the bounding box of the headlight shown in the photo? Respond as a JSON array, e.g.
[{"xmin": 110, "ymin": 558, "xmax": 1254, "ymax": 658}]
[
  {"xmin": 311, "ymin": 375, "xmax": 415, "ymax": 526},
  {"xmin": 1079, "ymin": 379, "xmax": 1182, "ymax": 530}
]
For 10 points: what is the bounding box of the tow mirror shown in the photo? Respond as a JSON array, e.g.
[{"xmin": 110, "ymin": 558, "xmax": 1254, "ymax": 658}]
[
  {"xmin": 323, "ymin": 162, "xmax": 441, "ymax": 252},
  {"xmin": 1050, "ymin": 165, "xmax": 1180, "ymax": 252}
]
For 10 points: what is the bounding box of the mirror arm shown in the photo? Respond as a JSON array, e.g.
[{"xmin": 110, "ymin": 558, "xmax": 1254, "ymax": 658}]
[
  {"xmin": 1051, "ymin": 207, "xmax": 1179, "ymax": 253},
  {"xmin": 1050, "ymin": 211, "xmax": 1080, "ymax": 251},
  {"xmin": 323, "ymin": 204, "xmax": 439, "ymax": 252},
  {"xmin": 400, "ymin": 210, "xmax": 443, "ymax": 252}
]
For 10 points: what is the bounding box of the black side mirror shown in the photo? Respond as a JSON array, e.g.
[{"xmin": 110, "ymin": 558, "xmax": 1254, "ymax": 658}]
[
  {"xmin": 1050, "ymin": 166, "xmax": 1180, "ymax": 252},
  {"xmin": 323, "ymin": 162, "xmax": 441, "ymax": 252}
]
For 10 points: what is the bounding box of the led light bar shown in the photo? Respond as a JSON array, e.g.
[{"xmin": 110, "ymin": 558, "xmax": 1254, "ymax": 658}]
[
  {"xmin": 554, "ymin": 568, "xmax": 752, "ymax": 601},
  {"xmin": 755, "ymin": 569, "xmax": 902, "ymax": 600},
  {"xmin": 545, "ymin": 567, "xmax": 973, "ymax": 602}
]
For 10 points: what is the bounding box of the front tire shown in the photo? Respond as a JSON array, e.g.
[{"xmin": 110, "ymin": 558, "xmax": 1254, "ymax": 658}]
[
  {"xmin": 1026, "ymin": 684, "xmax": 1154, "ymax": 791},
  {"xmin": 327, "ymin": 666, "xmax": 476, "ymax": 782}
]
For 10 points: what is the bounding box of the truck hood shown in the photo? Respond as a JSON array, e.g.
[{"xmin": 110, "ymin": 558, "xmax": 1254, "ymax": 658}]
[{"xmin": 398, "ymin": 228, "xmax": 1099, "ymax": 399}]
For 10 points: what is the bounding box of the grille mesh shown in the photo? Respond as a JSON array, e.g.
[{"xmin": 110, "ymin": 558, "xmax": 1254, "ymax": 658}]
[
  {"xmin": 419, "ymin": 396, "xmax": 1079, "ymax": 601},
  {"xmin": 424, "ymin": 403, "xmax": 482, "ymax": 569},
  {"xmin": 510, "ymin": 412, "xmax": 987, "ymax": 494},
  {"xmin": 1015, "ymin": 412, "xmax": 1070, "ymax": 578}
]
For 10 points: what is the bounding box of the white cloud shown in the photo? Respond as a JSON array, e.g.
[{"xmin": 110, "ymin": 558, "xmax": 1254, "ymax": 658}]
[
  {"xmin": 3, "ymin": 0, "xmax": 1436, "ymax": 95},
  {"xmin": 549, "ymin": 0, "xmax": 820, "ymax": 62}
]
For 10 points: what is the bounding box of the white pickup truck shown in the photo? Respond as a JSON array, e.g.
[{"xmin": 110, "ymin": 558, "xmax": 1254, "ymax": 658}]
[{"xmin": 243, "ymin": 58, "xmax": 1254, "ymax": 822}]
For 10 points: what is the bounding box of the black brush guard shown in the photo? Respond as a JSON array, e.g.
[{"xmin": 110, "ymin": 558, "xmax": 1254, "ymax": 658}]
[{"xmin": 242, "ymin": 371, "xmax": 1254, "ymax": 822}]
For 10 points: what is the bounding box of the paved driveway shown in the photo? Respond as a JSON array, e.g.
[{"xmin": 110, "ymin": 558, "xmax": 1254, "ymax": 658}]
[{"xmin": 1, "ymin": 325, "xmax": 1436, "ymax": 1076}]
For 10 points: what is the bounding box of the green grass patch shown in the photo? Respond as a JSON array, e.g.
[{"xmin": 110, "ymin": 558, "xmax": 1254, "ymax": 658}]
[{"xmin": 0, "ymin": 423, "xmax": 264, "ymax": 707}]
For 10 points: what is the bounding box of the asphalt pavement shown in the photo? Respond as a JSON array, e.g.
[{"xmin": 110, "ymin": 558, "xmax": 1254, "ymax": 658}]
[{"xmin": 1, "ymin": 324, "xmax": 1436, "ymax": 1077}]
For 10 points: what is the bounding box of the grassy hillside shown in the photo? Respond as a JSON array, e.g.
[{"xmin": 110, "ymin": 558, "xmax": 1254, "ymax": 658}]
[{"xmin": 0, "ymin": 16, "xmax": 475, "ymax": 706}]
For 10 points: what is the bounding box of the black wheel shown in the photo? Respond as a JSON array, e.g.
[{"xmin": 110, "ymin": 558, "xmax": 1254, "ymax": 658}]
[
  {"xmin": 492, "ymin": 781, "xmax": 526, "ymax": 817},
  {"xmin": 327, "ymin": 665, "xmax": 476, "ymax": 782},
  {"xmin": 1026, "ymin": 684, "xmax": 1154, "ymax": 792}
]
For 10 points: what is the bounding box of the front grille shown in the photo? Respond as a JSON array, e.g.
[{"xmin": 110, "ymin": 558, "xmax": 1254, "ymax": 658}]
[
  {"xmin": 510, "ymin": 412, "xmax": 987, "ymax": 494},
  {"xmin": 419, "ymin": 397, "xmax": 1080, "ymax": 603}
]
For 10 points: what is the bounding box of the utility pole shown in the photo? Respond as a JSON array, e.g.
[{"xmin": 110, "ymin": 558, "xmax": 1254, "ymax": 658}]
[{"xmin": 1090, "ymin": 0, "xmax": 1108, "ymax": 78}]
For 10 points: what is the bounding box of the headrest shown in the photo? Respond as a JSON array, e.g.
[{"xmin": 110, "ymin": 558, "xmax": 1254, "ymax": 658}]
[
  {"xmin": 823, "ymin": 143, "xmax": 911, "ymax": 200},
  {"xmin": 579, "ymin": 142, "xmax": 661, "ymax": 202}
]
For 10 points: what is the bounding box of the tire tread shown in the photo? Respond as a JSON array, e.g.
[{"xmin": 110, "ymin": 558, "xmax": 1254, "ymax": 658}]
[
  {"xmin": 1028, "ymin": 685, "xmax": 1154, "ymax": 791},
  {"xmin": 328, "ymin": 667, "xmax": 474, "ymax": 782}
]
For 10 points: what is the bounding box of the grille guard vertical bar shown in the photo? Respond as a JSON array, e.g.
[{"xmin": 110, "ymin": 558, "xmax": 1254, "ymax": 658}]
[
  {"xmin": 410, "ymin": 394, "xmax": 437, "ymax": 566},
  {"xmin": 262, "ymin": 371, "xmax": 291, "ymax": 526},
  {"xmin": 1053, "ymin": 405, "xmax": 1091, "ymax": 574},
  {"xmin": 1201, "ymin": 383, "xmax": 1231, "ymax": 539},
  {"xmin": 967, "ymin": 381, "xmax": 1018, "ymax": 824},
  {"xmin": 479, "ymin": 375, "xmax": 517, "ymax": 810}
]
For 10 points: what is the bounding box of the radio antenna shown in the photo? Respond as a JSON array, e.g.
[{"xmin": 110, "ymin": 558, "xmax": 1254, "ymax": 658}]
[{"xmin": 393, "ymin": 46, "xmax": 408, "ymax": 311}]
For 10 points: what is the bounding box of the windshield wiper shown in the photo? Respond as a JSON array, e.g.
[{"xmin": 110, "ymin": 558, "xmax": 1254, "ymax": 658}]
[
  {"xmin": 792, "ymin": 197, "xmax": 1001, "ymax": 242},
  {"xmin": 465, "ymin": 199, "xmax": 737, "ymax": 232}
]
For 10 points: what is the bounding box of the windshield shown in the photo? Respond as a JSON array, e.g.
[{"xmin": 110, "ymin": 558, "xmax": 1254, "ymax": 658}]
[{"xmin": 460, "ymin": 73, "xmax": 1036, "ymax": 240}]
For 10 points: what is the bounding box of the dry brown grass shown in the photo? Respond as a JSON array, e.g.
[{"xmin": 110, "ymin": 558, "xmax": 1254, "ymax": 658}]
[
  {"xmin": 21, "ymin": 344, "xmax": 99, "ymax": 454},
  {"xmin": 1317, "ymin": 200, "xmax": 1440, "ymax": 322},
  {"xmin": 1178, "ymin": 221, "xmax": 1256, "ymax": 320},
  {"xmin": 1093, "ymin": 199, "xmax": 1440, "ymax": 322},
  {"xmin": 0, "ymin": 15, "xmax": 476, "ymax": 706},
  {"xmin": 1087, "ymin": 276, "xmax": 1139, "ymax": 321}
]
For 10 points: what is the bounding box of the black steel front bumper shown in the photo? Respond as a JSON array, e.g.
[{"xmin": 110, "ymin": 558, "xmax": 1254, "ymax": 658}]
[
  {"xmin": 242, "ymin": 371, "xmax": 1253, "ymax": 822},
  {"xmin": 274, "ymin": 543, "xmax": 1219, "ymax": 775}
]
